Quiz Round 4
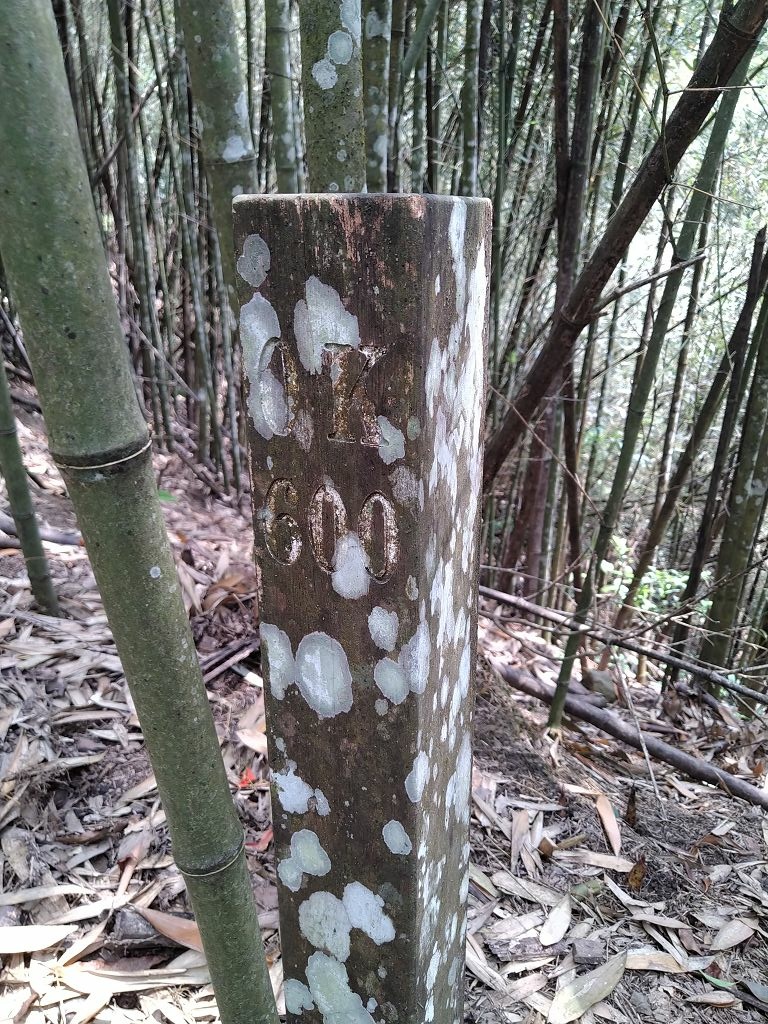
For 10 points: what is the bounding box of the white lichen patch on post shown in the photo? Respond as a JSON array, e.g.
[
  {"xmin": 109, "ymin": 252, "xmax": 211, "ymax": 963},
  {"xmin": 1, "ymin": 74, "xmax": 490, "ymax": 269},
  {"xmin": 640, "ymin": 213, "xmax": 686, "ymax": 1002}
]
[
  {"xmin": 374, "ymin": 698, "xmax": 389, "ymax": 716},
  {"xmin": 331, "ymin": 532, "xmax": 370, "ymax": 599},
  {"xmin": 259, "ymin": 622, "xmax": 295, "ymax": 699},
  {"xmin": 297, "ymin": 881, "xmax": 394, "ymax": 976},
  {"xmin": 373, "ymin": 657, "xmax": 408, "ymax": 704},
  {"xmin": 284, "ymin": 979, "xmax": 315, "ymax": 1015},
  {"xmin": 368, "ymin": 606, "xmax": 399, "ymax": 651},
  {"xmin": 382, "ymin": 819, "xmax": 412, "ymax": 856},
  {"xmin": 236, "ymin": 233, "xmax": 270, "ymax": 288},
  {"xmin": 273, "ymin": 760, "xmax": 331, "ymax": 816},
  {"xmin": 376, "ymin": 416, "xmax": 405, "ymax": 464},
  {"xmin": 405, "ymin": 751, "xmax": 429, "ymax": 803},
  {"xmin": 299, "ymin": 892, "xmax": 352, "ymax": 961},
  {"xmin": 294, "ymin": 277, "xmax": 360, "ymax": 374},
  {"xmin": 389, "ymin": 466, "xmax": 422, "ymax": 513},
  {"xmin": 398, "ymin": 615, "xmax": 430, "ymax": 694},
  {"xmin": 240, "ymin": 294, "xmax": 290, "ymax": 440},
  {"xmin": 305, "ymin": 952, "xmax": 375, "ymax": 1024},
  {"xmin": 277, "ymin": 829, "xmax": 332, "ymax": 892},
  {"xmin": 295, "ymin": 631, "xmax": 354, "ymax": 717},
  {"xmin": 444, "ymin": 733, "xmax": 472, "ymax": 828},
  {"xmin": 342, "ymin": 882, "xmax": 396, "ymax": 944}
]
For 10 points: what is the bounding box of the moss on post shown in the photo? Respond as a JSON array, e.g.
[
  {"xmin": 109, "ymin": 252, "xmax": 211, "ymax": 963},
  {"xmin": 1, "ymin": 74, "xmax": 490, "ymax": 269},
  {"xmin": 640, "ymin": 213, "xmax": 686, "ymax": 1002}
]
[{"xmin": 235, "ymin": 194, "xmax": 491, "ymax": 1024}]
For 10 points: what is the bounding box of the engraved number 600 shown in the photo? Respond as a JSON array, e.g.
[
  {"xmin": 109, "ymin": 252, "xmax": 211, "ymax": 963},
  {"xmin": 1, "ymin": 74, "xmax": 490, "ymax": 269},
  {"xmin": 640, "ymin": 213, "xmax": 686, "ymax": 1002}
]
[{"xmin": 264, "ymin": 478, "xmax": 399, "ymax": 582}]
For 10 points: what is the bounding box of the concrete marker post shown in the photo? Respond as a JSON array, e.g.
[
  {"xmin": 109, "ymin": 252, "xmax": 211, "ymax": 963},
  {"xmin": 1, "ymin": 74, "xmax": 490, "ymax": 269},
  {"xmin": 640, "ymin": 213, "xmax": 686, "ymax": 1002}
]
[{"xmin": 235, "ymin": 193, "xmax": 490, "ymax": 1024}]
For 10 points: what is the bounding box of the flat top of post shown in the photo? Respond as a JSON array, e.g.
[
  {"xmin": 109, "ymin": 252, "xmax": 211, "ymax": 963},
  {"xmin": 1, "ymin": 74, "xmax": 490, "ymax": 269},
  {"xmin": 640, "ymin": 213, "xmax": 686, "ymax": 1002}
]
[{"xmin": 233, "ymin": 192, "xmax": 492, "ymax": 209}]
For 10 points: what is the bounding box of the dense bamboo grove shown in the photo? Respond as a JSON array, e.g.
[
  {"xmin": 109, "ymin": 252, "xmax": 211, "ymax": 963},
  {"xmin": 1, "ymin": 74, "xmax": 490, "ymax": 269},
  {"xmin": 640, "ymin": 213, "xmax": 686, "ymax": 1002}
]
[{"xmin": 3, "ymin": 0, "xmax": 768, "ymax": 698}]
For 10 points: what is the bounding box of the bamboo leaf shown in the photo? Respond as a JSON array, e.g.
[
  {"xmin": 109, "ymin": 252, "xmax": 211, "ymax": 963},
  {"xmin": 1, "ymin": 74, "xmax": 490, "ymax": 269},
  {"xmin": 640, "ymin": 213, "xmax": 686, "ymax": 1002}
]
[
  {"xmin": 686, "ymin": 991, "xmax": 740, "ymax": 1006},
  {"xmin": 136, "ymin": 908, "xmax": 204, "ymax": 952},
  {"xmin": 547, "ymin": 951, "xmax": 627, "ymax": 1024},
  {"xmin": 595, "ymin": 793, "xmax": 621, "ymax": 856},
  {"xmin": 0, "ymin": 924, "xmax": 77, "ymax": 954},
  {"xmin": 539, "ymin": 895, "xmax": 571, "ymax": 947},
  {"xmin": 710, "ymin": 919, "xmax": 754, "ymax": 951}
]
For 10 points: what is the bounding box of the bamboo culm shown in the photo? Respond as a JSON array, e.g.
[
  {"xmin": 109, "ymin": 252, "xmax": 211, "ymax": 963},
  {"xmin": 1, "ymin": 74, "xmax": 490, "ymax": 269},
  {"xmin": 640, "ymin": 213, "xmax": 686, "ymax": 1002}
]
[
  {"xmin": 0, "ymin": 360, "xmax": 59, "ymax": 614},
  {"xmin": 0, "ymin": 4, "xmax": 277, "ymax": 1023}
]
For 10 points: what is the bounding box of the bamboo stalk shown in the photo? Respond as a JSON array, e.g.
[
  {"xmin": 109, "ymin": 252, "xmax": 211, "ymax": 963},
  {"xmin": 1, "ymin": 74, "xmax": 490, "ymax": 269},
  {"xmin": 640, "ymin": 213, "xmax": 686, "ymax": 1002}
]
[
  {"xmin": 0, "ymin": 361, "xmax": 59, "ymax": 614},
  {"xmin": 297, "ymin": 0, "xmax": 366, "ymax": 191},
  {"xmin": 0, "ymin": 4, "xmax": 277, "ymax": 1022},
  {"xmin": 176, "ymin": 0, "xmax": 258, "ymax": 293},
  {"xmin": 362, "ymin": 0, "xmax": 392, "ymax": 191},
  {"xmin": 266, "ymin": 0, "xmax": 300, "ymax": 192}
]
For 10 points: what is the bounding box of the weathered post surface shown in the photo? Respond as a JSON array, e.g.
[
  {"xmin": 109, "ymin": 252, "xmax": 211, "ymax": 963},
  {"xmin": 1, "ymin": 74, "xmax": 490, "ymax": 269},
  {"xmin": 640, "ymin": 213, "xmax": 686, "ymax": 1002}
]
[{"xmin": 234, "ymin": 194, "xmax": 490, "ymax": 1024}]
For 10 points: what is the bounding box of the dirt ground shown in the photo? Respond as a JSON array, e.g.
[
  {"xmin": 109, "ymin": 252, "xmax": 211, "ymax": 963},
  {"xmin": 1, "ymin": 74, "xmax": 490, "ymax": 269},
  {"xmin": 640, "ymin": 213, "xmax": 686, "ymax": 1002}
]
[{"xmin": 2, "ymin": 403, "xmax": 768, "ymax": 1023}]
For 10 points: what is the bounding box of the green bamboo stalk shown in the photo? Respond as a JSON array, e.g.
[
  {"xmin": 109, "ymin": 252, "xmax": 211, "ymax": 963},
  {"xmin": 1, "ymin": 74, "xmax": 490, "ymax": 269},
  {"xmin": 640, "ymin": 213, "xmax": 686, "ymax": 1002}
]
[
  {"xmin": 137, "ymin": 108, "xmax": 175, "ymax": 451},
  {"xmin": 209, "ymin": 223, "xmax": 243, "ymax": 493},
  {"xmin": 297, "ymin": 0, "xmax": 366, "ymax": 192},
  {"xmin": 266, "ymin": 0, "xmax": 300, "ymax": 192},
  {"xmin": 0, "ymin": 360, "xmax": 59, "ymax": 614},
  {"xmin": 107, "ymin": 0, "xmax": 163, "ymax": 442},
  {"xmin": 245, "ymin": 0, "xmax": 257, "ymax": 135},
  {"xmin": 0, "ymin": 4, "xmax": 277, "ymax": 1022},
  {"xmin": 460, "ymin": 0, "xmax": 482, "ymax": 195},
  {"xmin": 386, "ymin": 0, "xmax": 407, "ymax": 191},
  {"xmin": 363, "ymin": 0, "xmax": 392, "ymax": 191},
  {"xmin": 400, "ymin": 0, "xmax": 444, "ymax": 82},
  {"xmin": 549, "ymin": 46, "xmax": 754, "ymax": 727},
  {"xmin": 175, "ymin": 0, "xmax": 258, "ymax": 292},
  {"xmin": 144, "ymin": 4, "xmax": 225, "ymax": 470},
  {"xmin": 426, "ymin": 0, "xmax": 447, "ymax": 193},
  {"xmin": 411, "ymin": 0, "xmax": 427, "ymax": 191},
  {"xmin": 701, "ymin": 285, "xmax": 768, "ymax": 672}
]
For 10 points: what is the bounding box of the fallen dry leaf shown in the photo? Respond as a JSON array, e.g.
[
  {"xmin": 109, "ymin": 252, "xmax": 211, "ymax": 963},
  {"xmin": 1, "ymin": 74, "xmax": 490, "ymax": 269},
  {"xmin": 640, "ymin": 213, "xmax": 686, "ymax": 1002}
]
[
  {"xmin": 0, "ymin": 923, "xmax": 77, "ymax": 954},
  {"xmin": 627, "ymin": 856, "xmax": 647, "ymax": 892},
  {"xmin": 710, "ymin": 918, "xmax": 755, "ymax": 951},
  {"xmin": 548, "ymin": 951, "xmax": 627, "ymax": 1023},
  {"xmin": 743, "ymin": 979, "xmax": 768, "ymax": 1003},
  {"xmin": 136, "ymin": 907, "xmax": 204, "ymax": 952},
  {"xmin": 631, "ymin": 912, "xmax": 689, "ymax": 929},
  {"xmin": 686, "ymin": 990, "xmax": 740, "ymax": 1007},
  {"xmin": 551, "ymin": 849, "xmax": 634, "ymax": 872},
  {"xmin": 465, "ymin": 936, "xmax": 506, "ymax": 991},
  {"xmin": 540, "ymin": 895, "xmax": 571, "ymax": 947},
  {"xmin": 56, "ymin": 953, "xmax": 210, "ymax": 996},
  {"xmin": 625, "ymin": 948, "xmax": 714, "ymax": 973},
  {"xmin": 595, "ymin": 793, "xmax": 621, "ymax": 856}
]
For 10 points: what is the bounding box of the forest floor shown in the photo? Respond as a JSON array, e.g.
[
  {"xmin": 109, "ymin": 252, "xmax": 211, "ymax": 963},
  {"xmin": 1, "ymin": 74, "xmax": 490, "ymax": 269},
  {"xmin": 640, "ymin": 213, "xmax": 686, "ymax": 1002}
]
[{"xmin": 2, "ymin": 401, "xmax": 768, "ymax": 1024}]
